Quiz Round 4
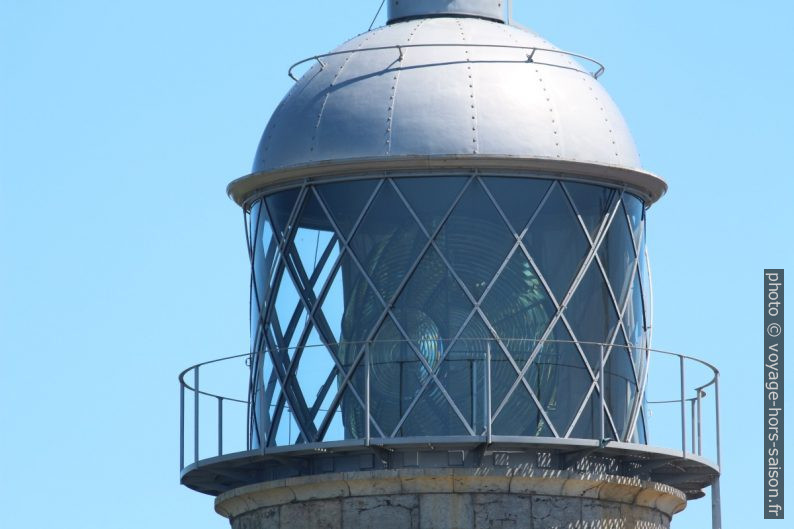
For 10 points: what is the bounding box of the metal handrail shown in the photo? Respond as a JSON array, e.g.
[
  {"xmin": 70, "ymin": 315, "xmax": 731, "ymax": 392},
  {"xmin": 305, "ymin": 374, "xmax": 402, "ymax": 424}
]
[
  {"xmin": 178, "ymin": 338, "xmax": 720, "ymax": 473},
  {"xmin": 287, "ymin": 43, "xmax": 606, "ymax": 82}
]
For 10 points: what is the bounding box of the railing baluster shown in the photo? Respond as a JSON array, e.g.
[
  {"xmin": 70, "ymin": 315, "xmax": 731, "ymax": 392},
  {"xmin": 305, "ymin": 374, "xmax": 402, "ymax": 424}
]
[
  {"xmin": 691, "ymin": 399, "xmax": 696, "ymax": 453},
  {"xmin": 600, "ymin": 345, "xmax": 605, "ymax": 442},
  {"xmin": 179, "ymin": 383, "xmax": 185, "ymax": 470},
  {"xmin": 715, "ymin": 373, "xmax": 721, "ymax": 468},
  {"xmin": 696, "ymin": 390, "xmax": 703, "ymax": 456},
  {"xmin": 485, "ymin": 341, "xmax": 493, "ymax": 444},
  {"xmin": 194, "ymin": 366, "xmax": 200, "ymax": 463},
  {"xmin": 218, "ymin": 396, "xmax": 223, "ymax": 456},
  {"xmin": 365, "ymin": 343, "xmax": 371, "ymax": 446},
  {"xmin": 679, "ymin": 356, "xmax": 686, "ymax": 457}
]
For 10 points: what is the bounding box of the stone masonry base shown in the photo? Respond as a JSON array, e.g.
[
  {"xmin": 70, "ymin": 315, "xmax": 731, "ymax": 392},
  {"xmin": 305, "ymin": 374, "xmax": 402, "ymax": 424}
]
[{"xmin": 215, "ymin": 468, "xmax": 687, "ymax": 529}]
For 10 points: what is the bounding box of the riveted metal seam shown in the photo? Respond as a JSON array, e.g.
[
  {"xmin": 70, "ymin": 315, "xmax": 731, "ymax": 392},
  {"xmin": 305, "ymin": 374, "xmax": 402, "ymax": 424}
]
[
  {"xmin": 386, "ymin": 19, "xmax": 425, "ymax": 155},
  {"xmin": 583, "ymin": 75, "xmax": 621, "ymax": 161},
  {"xmin": 458, "ymin": 19, "xmax": 479, "ymax": 154},
  {"xmin": 311, "ymin": 29, "xmax": 381, "ymax": 155}
]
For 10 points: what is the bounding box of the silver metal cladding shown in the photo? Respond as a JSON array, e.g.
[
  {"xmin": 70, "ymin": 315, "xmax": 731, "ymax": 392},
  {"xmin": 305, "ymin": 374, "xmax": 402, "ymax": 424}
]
[
  {"xmin": 248, "ymin": 16, "xmax": 664, "ymax": 201},
  {"xmin": 387, "ymin": 0, "xmax": 507, "ymax": 24}
]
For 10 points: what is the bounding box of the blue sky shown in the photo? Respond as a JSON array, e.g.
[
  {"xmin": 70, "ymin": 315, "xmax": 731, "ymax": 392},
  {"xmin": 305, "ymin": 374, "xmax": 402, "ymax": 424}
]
[{"xmin": 1, "ymin": 1, "xmax": 791, "ymax": 527}]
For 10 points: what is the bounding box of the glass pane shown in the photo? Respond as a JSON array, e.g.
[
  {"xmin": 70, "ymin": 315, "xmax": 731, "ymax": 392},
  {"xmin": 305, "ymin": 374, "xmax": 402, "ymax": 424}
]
[
  {"xmin": 349, "ymin": 182, "xmax": 426, "ymax": 303},
  {"xmin": 270, "ymin": 271, "xmax": 309, "ymax": 355},
  {"xmin": 316, "ymin": 179, "xmax": 379, "ymax": 240},
  {"xmin": 439, "ymin": 314, "xmax": 494, "ymax": 435},
  {"xmin": 314, "ymin": 259, "xmax": 345, "ymax": 344},
  {"xmin": 623, "ymin": 272, "xmax": 645, "ymax": 347},
  {"xmin": 481, "ymin": 250, "xmax": 556, "ymax": 359},
  {"xmin": 322, "ymin": 402, "xmax": 346, "ymax": 442},
  {"xmin": 279, "ymin": 351, "xmax": 318, "ymax": 443},
  {"xmin": 395, "ymin": 176, "xmax": 468, "ymax": 234},
  {"xmin": 566, "ymin": 261, "xmax": 620, "ymax": 358},
  {"xmin": 597, "ymin": 199, "xmax": 636, "ymax": 309},
  {"xmin": 436, "ymin": 182, "xmax": 515, "ymax": 301},
  {"xmin": 492, "ymin": 382, "xmax": 550, "ymax": 437},
  {"xmin": 366, "ymin": 318, "xmax": 428, "ymax": 437},
  {"xmin": 314, "ymin": 368, "xmax": 340, "ymax": 436},
  {"xmin": 295, "ymin": 331, "xmax": 337, "ymax": 413},
  {"xmin": 484, "ymin": 176, "xmax": 552, "ymax": 234},
  {"xmin": 605, "ymin": 333, "xmax": 637, "ymax": 441},
  {"xmin": 564, "ymin": 181, "xmax": 615, "ymax": 240},
  {"xmin": 635, "ymin": 407, "xmax": 648, "ymax": 444},
  {"xmin": 637, "ymin": 225, "xmax": 651, "ymax": 330},
  {"xmin": 337, "ymin": 252, "xmax": 384, "ymax": 346},
  {"xmin": 524, "ymin": 184, "xmax": 589, "ymax": 303},
  {"xmin": 251, "ymin": 200, "xmax": 281, "ymax": 346},
  {"xmin": 251, "ymin": 349, "xmax": 276, "ymax": 449},
  {"xmin": 569, "ymin": 392, "xmax": 601, "ymax": 439},
  {"xmin": 265, "ymin": 187, "xmax": 301, "ymax": 242},
  {"xmin": 290, "ymin": 190, "xmax": 337, "ymax": 296},
  {"xmin": 530, "ymin": 321, "xmax": 593, "ymax": 437},
  {"xmin": 311, "ymin": 235, "xmax": 341, "ymax": 302},
  {"xmin": 336, "ymin": 383, "xmax": 366, "ymax": 441},
  {"xmin": 400, "ymin": 380, "xmax": 471, "ymax": 436},
  {"xmin": 623, "ymin": 193, "xmax": 644, "ymax": 247},
  {"xmin": 392, "ymin": 247, "xmax": 473, "ymax": 347}
]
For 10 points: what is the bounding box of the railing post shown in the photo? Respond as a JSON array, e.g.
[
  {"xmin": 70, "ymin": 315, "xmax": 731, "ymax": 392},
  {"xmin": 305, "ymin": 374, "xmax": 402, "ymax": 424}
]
[
  {"xmin": 696, "ymin": 389, "xmax": 703, "ymax": 456},
  {"xmin": 194, "ymin": 366, "xmax": 200, "ymax": 464},
  {"xmin": 258, "ymin": 351, "xmax": 266, "ymax": 454},
  {"xmin": 179, "ymin": 383, "xmax": 185, "ymax": 470},
  {"xmin": 246, "ymin": 354, "xmax": 252, "ymax": 452},
  {"xmin": 715, "ymin": 373, "xmax": 721, "ymax": 468},
  {"xmin": 712, "ymin": 372, "xmax": 722, "ymax": 529},
  {"xmin": 600, "ymin": 345, "xmax": 605, "ymax": 442},
  {"xmin": 679, "ymin": 356, "xmax": 686, "ymax": 457},
  {"xmin": 691, "ymin": 399, "xmax": 696, "ymax": 453},
  {"xmin": 486, "ymin": 342, "xmax": 492, "ymax": 445},
  {"xmin": 217, "ymin": 396, "xmax": 223, "ymax": 457},
  {"xmin": 365, "ymin": 343, "xmax": 371, "ymax": 446}
]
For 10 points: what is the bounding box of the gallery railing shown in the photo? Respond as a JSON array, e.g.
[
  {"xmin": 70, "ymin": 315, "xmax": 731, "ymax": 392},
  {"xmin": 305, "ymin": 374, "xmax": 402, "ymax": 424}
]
[{"xmin": 178, "ymin": 338, "xmax": 720, "ymax": 472}]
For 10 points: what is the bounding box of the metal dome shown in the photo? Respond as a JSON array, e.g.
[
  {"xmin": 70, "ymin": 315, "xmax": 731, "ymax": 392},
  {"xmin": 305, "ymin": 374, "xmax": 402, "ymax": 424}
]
[{"xmin": 237, "ymin": 15, "xmax": 666, "ymax": 204}]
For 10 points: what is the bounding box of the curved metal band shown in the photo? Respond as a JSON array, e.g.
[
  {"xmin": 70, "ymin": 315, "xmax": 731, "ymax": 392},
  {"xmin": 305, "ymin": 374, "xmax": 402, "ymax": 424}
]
[
  {"xmin": 227, "ymin": 156, "xmax": 668, "ymax": 207},
  {"xmin": 288, "ymin": 43, "xmax": 606, "ymax": 82}
]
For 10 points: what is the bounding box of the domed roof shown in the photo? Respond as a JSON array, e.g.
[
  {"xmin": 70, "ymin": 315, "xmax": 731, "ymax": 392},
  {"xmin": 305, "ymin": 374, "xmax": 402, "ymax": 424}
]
[{"xmin": 238, "ymin": 15, "xmax": 666, "ymax": 204}]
